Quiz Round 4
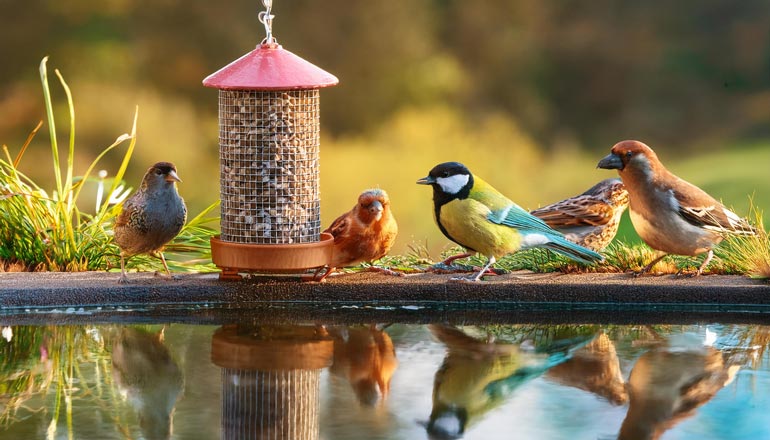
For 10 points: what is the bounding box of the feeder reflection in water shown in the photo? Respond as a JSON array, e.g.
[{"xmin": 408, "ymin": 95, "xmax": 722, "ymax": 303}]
[
  {"xmin": 112, "ymin": 327, "xmax": 184, "ymax": 440},
  {"xmin": 327, "ymin": 324, "xmax": 398, "ymax": 407},
  {"xmin": 210, "ymin": 324, "xmax": 333, "ymax": 440},
  {"xmin": 618, "ymin": 342, "xmax": 741, "ymax": 440},
  {"xmin": 425, "ymin": 325, "xmax": 596, "ymax": 439}
]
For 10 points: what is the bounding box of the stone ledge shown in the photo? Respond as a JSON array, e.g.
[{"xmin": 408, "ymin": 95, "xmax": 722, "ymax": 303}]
[
  {"xmin": 0, "ymin": 270, "xmax": 768, "ymax": 308},
  {"xmin": 0, "ymin": 271, "xmax": 768, "ymax": 325}
]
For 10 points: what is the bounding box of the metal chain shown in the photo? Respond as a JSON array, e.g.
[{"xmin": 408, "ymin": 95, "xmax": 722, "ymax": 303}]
[{"xmin": 258, "ymin": 0, "xmax": 277, "ymax": 45}]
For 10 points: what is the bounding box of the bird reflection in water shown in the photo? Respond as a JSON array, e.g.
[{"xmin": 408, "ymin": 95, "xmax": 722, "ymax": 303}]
[
  {"xmin": 425, "ymin": 325, "xmax": 595, "ymax": 439},
  {"xmin": 111, "ymin": 327, "xmax": 184, "ymax": 440},
  {"xmin": 545, "ymin": 332, "xmax": 628, "ymax": 405},
  {"xmin": 328, "ymin": 324, "xmax": 398, "ymax": 407},
  {"xmin": 618, "ymin": 334, "xmax": 740, "ymax": 440}
]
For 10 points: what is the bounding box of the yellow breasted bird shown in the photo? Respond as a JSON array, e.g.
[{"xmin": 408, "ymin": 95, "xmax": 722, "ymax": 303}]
[{"xmin": 417, "ymin": 162, "xmax": 603, "ymax": 281}]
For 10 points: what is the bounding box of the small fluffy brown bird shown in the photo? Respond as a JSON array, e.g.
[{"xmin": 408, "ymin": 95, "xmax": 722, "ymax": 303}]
[
  {"xmin": 315, "ymin": 188, "xmax": 398, "ymax": 281},
  {"xmin": 114, "ymin": 162, "xmax": 187, "ymax": 283},
  {"xmin": 530, "ymin": 178, "xmax": 629, "ymax": 251},
  {"xmin": 598, "ymin": 140, "xmax": 755, "ymax": 275}
]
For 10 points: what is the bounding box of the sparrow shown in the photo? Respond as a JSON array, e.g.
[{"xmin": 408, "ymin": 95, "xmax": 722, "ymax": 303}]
[
  {"xmin": 417, "ymin": 162, "xmax": 603, "ymax": 281},
  {"xmin": 598, "ymin": 140, "xmax": 756, "ymax": 276},
  {"xmin": 315, "ymin": 188, "xmax": 398, "ymax": 281},
  {"xmin": 114, "ymin": 162, "xmax": 187, "ymax": 283},
  {"xmin": 530, "ymin": 178, "xmax": 629, "ymax": 251}
]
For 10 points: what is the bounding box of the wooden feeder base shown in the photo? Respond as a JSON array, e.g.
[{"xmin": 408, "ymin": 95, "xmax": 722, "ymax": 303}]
[{"xmin": 211, "ymin": 233, "xmax": 334, "ymax": 279}]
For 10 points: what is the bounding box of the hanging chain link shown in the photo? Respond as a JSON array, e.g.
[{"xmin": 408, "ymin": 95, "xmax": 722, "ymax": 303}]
[{"xmin": 258, "ymin": 0, "xmax": 277, "ymax": 45}]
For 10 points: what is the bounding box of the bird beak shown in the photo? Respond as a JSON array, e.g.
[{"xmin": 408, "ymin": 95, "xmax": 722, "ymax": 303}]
[
  {"xmin": 165, "ymin": 170, "xmax": 182, "ymax": 183},
  {"xmin": 369, "ymin": 200, "xmax": 384, "ymax": 220},
  {"xmin": 597, "ymin": 153, "xmax": 624, "ymax": 170},
  {"xmin": 416, "ymin": 175, "xmax": 435, "ymax": 185}
]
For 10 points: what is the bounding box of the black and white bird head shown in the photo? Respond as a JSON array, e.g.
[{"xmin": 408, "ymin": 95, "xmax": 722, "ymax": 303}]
[{"xmin": 417, "ymin": 162, "xmax": 474, "ymax": 202}]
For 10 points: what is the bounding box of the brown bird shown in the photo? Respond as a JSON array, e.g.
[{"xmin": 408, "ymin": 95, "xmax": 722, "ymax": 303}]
[
  {"xmin": 315, "ymin": 188, "xmax": 398, "ymax": 281},
  {"xmin": 598, "ymin": 140, "xmax": 755, "ymax": 275},
  {"xmin": 114, "ymin": 162, "xmax": 187, "ymax": 283},
  {"xmin": 530, "ymin": 178, "xmax": 629, "ymax": 251}
]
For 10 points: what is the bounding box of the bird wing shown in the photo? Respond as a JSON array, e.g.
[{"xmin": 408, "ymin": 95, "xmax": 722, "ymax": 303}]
[
  {"xmin": 670, "ymin": 179, "xmax": 756, "ymax": 235},
  {"xmin": 488, "ymin": 202, "xmax": 565, "ymax": 237},
  {"xmin": 115, "ymin": 197, "xmax": 148, "ymax": 233},
  {"xmin": 324, "ymin": 212, "xmax": 352, "ymax": 242},
  {"xmin": 530, "ymin": 196, "xmax": 615, "ymax": 227},
  {"xmin": 465, "ymin": 175, "xmax": 560, "ymax": 236}
]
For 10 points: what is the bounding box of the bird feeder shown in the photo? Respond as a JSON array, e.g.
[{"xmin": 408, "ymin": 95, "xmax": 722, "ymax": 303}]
[{"xmin": 204, "ymin": 1, "xmax": 338, "ymax": 279}]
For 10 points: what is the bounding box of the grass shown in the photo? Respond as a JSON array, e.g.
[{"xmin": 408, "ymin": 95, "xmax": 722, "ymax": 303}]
[
  {"xmin": 372, "ymin": 212, "xmax": 770, "ymax": 279},
  {"xmin": 0, "ymin": 58, "xmax": 217, "ymax": 273}
]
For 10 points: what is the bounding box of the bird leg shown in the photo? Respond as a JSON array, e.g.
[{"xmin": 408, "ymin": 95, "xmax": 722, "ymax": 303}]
[
  {"xmin": 635, "ymin": 253, "xmax": 668, "ymax": 277},
  {"xmin": 312, "ymin": 266, "xmax": 335, "ymax": 282},
  {"xmin": 695, "ymin": 249, "xmax": 714, "ymax": 276},
  {"xmin": 451, "ymin": 256, "xmax": 496, "ymax": 282},
  {"xmin": 440, "ymin": 252, "xmax": 473, "ymax": 266},
  {"xmin": 429, "ymin": 252, "xmax": 473, "ymax": 272},
  {"xmin": 118, "ymin": 255, "xmax": 130, "ymax": 284},
  {"xmin": 159, "ymin": 252, "xmax": 171, "ymax": 275}
]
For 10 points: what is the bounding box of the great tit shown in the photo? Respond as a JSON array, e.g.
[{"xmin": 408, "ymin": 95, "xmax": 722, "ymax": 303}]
[{"xmin": 417, "ymin": 162, "xmax": 603, "ymax": 281}]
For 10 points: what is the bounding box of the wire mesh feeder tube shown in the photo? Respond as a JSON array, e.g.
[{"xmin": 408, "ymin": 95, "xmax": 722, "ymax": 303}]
[
  {"xmin": 203, "ymin": 41, "xmax": 338, "ymax": 277},
  {"xmin": 219, "ymin": 89, "xmax": 320, "ymax": 244}
]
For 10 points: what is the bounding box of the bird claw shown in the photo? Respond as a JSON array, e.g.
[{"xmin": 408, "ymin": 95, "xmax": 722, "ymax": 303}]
[
  {"xmin": 674, "ymin": 269, "xmax": 702, "ymax": 278},
  {"xmin": 117, "ymin": 275, "xmax": 131, "ymax": 284}
]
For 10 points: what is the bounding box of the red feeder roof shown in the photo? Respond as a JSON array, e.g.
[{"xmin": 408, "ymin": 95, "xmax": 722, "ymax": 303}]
[{"xmin": 203, "ymin": 43, "xmax": 338, "ymax": 90}]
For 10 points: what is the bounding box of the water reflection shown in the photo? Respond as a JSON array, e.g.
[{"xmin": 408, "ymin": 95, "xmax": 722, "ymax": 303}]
[
  {"xmin": 328, "ymin": 324, "xmax": 398, "ymax": 407},
  {"xmin": 425, "ymin": 324, "xmax": 596, "ymax": 439},
  {"xmin": 618, "ymin": 341, "xmax": 741, "ymax": 440},
  {"xmin": 0, "ymin": 322, "xmax": 768, "ymax": 439},
  {"xmin": 210, "ymin": 324, "xmax": 333, "ymax": 440},
  {"xmin": 112, "ymin": 327, "xmax": 184, "ymax": 440},
  {"xmin": 545, "ymin": 332, "xmax": 628, "ymax": 405}
]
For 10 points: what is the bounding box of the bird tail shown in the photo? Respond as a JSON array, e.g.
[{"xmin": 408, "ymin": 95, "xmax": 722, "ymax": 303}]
[{"xmin": 540, "ymin": 234, "xmax": 604, "ymax": 265}]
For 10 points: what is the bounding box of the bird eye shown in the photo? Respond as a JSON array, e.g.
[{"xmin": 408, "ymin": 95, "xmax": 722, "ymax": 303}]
[
  {"xmin": 155, "ymin": 169, "xmax": 162, "ymax": 175},
  {"xmin": 625, "ymin": 151, "xmax": 633, "ymax": 158},
  {"xmin": 442, "ymin": 171, "xmax": 450, "ymax": 177}
]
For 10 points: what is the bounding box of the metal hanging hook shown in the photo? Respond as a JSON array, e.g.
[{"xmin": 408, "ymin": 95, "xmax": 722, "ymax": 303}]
[{"xmin": 258, "ymin": 0, "xmax": 277, "ymax": 45}]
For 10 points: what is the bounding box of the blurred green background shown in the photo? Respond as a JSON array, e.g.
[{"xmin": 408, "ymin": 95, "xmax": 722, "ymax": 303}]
[{"xmin": 1, "ymin": 0, "xmax": 768, "ymax": 256}]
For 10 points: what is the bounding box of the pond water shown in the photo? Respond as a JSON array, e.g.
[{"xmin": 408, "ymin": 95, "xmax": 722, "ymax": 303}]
[{"xmin": 1, "ymin": 308, "xmax": 769, "ymax": 440}]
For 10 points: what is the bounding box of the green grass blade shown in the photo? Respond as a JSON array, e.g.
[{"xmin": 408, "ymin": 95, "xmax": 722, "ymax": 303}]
[
  {"xmin": 39, "ymin": 57, "xmax": 63, "ymax": 198},
  {"xmin": 98, "ymin": 107, "xmax": 138, "ymax": 220},
  {"xmin": 54, "ymin": 69, "xmax": 76, "ymax": 212}
]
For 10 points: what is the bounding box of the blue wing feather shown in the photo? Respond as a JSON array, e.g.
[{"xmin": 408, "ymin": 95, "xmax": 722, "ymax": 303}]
[
  {"xmin": 488, "ymin": 203, "xmax": 603, "ymax": 264},
  {"xmin": 488, "ymin": 203, "xmax": 565, "ymax": 237}
]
